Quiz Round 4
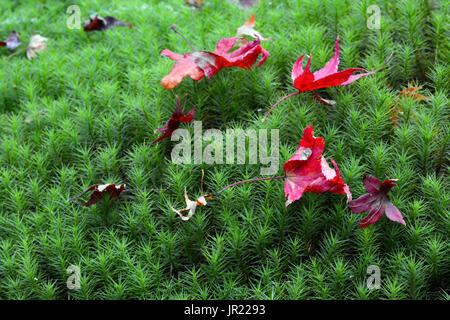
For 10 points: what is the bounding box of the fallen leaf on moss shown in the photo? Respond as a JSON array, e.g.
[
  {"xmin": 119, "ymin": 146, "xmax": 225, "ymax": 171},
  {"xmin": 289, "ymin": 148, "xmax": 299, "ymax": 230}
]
[
  {"xmin": 69, "ymin": 184, "xmax": 127, "ymax": 207},
  {"xmin": 26, "ymin": 34, "xmax": 48, "ymax": 60},
  {"xmin": 171, "ymin": 189, "xmax": 212, "ymax": 221},
  {"xmin": 161, "ymin": 32, "xmax": 269, "ymax": 89},
  {"xmin": 263, "ymin": 36, "xmax": 392, "ymax": 121},
  {"xmin": 349, "ymin": 175, "xmax": 405, "ymax": 227},
  {"xmin": 283, "ymin": 125, "xmax": 351, "ymax": 206},
  {"xmin": 236, "ymin": 13, "xmax": 271, "ymax": 42},
  {"xmin": 0, "ymin": 30, "xmax": 21, "ymax": 51},
  {"xmin": 83, "ymin": 15, "xmax": 134, "ymax": 32},
  {"xmin": 389, "ymin": 84, "xmax": 431, "ymax": 125},
  {"xmin": 171, "ymin": 170, "xmax": 213, "ymax": 221},
  {"xmin": 152, "ymin": 95, "xmax": 196, "ymax": 145},
  {"xmin": 229, "ymin": 0, "xmax": 259, "ymax": 9}
]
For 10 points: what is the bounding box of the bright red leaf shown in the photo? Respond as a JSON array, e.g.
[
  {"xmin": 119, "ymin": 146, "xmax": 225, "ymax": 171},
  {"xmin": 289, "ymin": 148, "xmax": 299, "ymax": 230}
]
[
  {"xmin": 83, "ymin": 15, "xmax": 134, "ymax": 32},
  {"xmin": 283, "ymin": 125, "xmax": 351, "ymax": 206},
  {"xmin": 69, "ymin": 184, "xmax": 126, "ymax": 207},
  {"xmin": 161, "ymin": 36, "xmax": 269, "ymax": 90},
  {"xmin": 263, "ymin": 36, "xmax": 392, "ymax": 121},
  {"xmin": 349, "ymin": 175, "xmax": 405, "ymax": 227},
  {"xmin": 0, "ymin": 30, "xmax": 21, "ymax": 51},
  {"xmin": 152, "ymin": 95, "xmax": 195, "ymax": 144}
]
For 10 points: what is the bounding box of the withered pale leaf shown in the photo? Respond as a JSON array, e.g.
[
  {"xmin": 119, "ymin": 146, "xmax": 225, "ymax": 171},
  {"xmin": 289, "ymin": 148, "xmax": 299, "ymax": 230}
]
[{"xmin": 26, "ymin": 34, "xmax": 48, "ymax": 60}]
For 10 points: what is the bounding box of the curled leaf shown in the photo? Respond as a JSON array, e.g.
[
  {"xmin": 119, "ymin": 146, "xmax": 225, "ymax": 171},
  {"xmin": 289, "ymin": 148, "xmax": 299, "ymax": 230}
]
[
  {"xmin": 69, "ymin": 184, "xmax": 127, "ymax": 207},
  {"xmin": 0, "ymin": 30, "xmax": 21, "ymax": 51},
  {"xmin": 171, "ymin": 170, "xmax": 213, "ymax": 221},
  {"xmin": 152, "ymin": 95, "xmax": 196, "ymax": 144},
  {"xmin": 171, "ymin": 189, "xmax": 211, "ymax": 221},
  {"xmin": 26, "ymin": 34, "xmax": 48, "ymax": 60},
  {"xmin": 236, "ymin": 13, "xmax": 271, "ymax": 41},
  {"xmin": 349, "ymin": 175, "xmax": 405, "ymax": 227},
  {"xmin": 83, "ymin": 15, "xmax": 134, "ymax": 32},
  {"xmin": 161, "ymin": 36, "xmax": 268, "ymax": 89},
  {"xmin": 283, "ymin": 125, "xmax": 351, "ymax": 206},
  {"xmin": 263, "ymin": 36, "xmax": 392, "ymax": 120}
]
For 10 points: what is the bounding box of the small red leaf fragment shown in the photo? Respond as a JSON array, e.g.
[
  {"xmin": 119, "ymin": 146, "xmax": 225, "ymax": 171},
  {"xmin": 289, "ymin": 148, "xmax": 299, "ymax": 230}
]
[
  {"xmin": 184, "ymin": 0, "xmax": 204, "ymax": 8},
  {"xmin": 236, "ymin": 13, "xmax": 271, "ymax": 42}
]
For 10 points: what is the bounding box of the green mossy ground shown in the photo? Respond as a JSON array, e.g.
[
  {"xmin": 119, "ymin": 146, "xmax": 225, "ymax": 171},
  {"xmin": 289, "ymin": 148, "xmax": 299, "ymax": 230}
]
[{"xmin": 0, "ymin": 0, "xmax": 448, "ymax": 299}]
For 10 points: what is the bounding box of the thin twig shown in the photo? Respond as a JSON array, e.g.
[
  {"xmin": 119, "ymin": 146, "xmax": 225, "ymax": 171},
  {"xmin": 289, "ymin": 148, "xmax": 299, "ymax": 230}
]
[
  {"xmin": 171, "ymin": 25, "xmax": 196, "ymax": 51},
  {"xmin": 216, "ymin": 176, "xmax": 285, "ymax": 196},
  {"xmin": 4, "ymin": 46, "xmax": 26, "ymax": 60}
]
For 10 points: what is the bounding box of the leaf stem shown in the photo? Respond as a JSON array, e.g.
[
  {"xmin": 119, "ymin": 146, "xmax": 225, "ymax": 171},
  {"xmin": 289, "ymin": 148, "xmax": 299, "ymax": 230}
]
[
  {"xmin": 262, "ymin": 92, "xmax": 301, "ymax": 122},
  {"xmin": 171, "ymin": 25, "xmax": 196, "ymax": 52},
  {"xmin": 4, "ymin": 46, "xmax": 26, "ymax": 60},
  {"xmin": 216, "ymin": 175, "xmax": 285, "ymax": 195}
]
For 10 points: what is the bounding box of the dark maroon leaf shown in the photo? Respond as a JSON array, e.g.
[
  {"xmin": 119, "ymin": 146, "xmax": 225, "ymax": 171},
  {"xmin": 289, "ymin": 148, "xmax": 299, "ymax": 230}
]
[
  {"xmin": 349, "ymin": 175, "xmax": 406, "ymax": 227},
  {"xmin": 83, "ymin": 15, "xmax": 134, "ymax": 32},
  {"xmin": 152, "ymin": 95, "xmax": 195, "ymax": 144},
  {"xmin": 69, "ymin": 184, "xmax": 126, "ymax": 207}
]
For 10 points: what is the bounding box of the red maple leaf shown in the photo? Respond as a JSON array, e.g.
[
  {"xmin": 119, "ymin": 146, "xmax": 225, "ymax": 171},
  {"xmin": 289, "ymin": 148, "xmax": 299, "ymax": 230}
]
[
  {"xmin": 69, "ymin": 184, "xmax": 126, "ymax": 207},
  {"xmin": 263, "ymin": 36, "xmax": 392, "ymax": 121},
  {"xmin": 283, "ymin": 125, "xmax": 351, "ymax": 206},
  {"xmin": 349, "ymin": 175, "xmax": 405, "ymax": 227},
  {"xmin": 161, "ymin": 36, "xmax": 269, "ymax": 90},
  {"xmin": 152, "ymin": 95, "xmax": 195, "ymax": 144},
  {"xmin": 83, "ymin": 15, "xmax": 134, "ymax": 32}
]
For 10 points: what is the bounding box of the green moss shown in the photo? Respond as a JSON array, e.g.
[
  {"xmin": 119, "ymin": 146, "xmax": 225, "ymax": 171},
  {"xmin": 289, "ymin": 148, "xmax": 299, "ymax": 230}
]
[{"xmin": 0, "ymin": 0, "xmax": 448, "ymax": 299}]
